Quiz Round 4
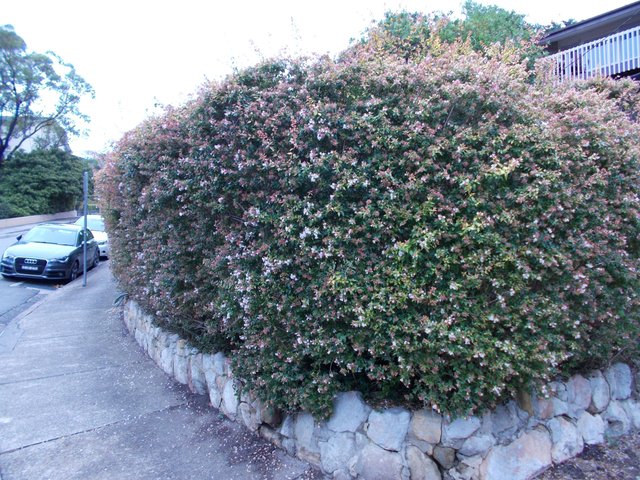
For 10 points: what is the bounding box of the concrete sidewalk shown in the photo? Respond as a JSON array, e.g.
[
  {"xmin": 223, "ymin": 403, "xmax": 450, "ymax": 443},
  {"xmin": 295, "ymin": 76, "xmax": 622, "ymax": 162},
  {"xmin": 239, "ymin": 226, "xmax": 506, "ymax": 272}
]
[{"xmin": 0, "ymin": 265, "xmax": 319, "ymax": 480}]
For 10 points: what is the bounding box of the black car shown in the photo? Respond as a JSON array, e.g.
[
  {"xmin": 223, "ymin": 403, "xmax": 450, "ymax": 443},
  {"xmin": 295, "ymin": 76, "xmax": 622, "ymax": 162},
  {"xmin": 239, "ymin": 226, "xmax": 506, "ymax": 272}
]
[{"xmin": 1, "ymin": 223, "xmax": 100, "ymax": 281}]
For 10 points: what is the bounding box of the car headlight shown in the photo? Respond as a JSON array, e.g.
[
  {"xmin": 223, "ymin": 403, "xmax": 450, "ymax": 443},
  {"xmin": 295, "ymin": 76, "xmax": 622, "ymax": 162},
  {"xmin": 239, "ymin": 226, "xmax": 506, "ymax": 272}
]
[
  {"xmin": 50, "ymin": 256, "xmax": 70, "ymax": 263},
  {"xmin": 2, "ymin": 253, "xmax": 15, "ymax": 262},
  {"xmin": 98, "ymin": 240, "xmax": 107, "ymax": 245}
]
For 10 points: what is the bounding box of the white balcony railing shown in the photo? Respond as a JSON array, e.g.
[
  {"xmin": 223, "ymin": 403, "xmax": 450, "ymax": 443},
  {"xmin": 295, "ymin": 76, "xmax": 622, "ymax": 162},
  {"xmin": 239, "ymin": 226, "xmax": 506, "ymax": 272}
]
[{"xmin": 548, "ymin": 25, "xmax": 640, "ymax": 82}]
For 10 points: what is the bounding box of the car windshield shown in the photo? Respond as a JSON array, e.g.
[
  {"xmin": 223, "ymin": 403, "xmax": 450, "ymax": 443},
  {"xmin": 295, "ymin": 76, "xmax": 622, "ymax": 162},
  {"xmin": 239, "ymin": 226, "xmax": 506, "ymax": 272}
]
[
  {"xmin": 22, "ymin": 226, "xmax": 77, "ymax": 246},
  {"xmin": 75, "ymin": 216, "xmax": 105, "ymax": 232}
]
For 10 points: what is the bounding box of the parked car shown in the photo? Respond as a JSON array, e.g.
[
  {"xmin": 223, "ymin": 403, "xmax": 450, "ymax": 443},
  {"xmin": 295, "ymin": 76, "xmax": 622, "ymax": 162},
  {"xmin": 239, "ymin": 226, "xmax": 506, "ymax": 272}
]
[
  {"xmin": 75, "ymin": 215, "xmax": 109, "ymax": 258},
  {"xmin": 0, "ymin": 223, "xmax": 100, "ymax": 281}
]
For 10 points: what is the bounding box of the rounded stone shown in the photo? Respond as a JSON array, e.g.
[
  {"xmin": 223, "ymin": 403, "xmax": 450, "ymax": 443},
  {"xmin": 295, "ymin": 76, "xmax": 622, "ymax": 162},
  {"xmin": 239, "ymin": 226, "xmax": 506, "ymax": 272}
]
[
  {"xmin": 603, "ymin": 400, "xmax": 631, "ymax": 437},
  {"xmin": 410, "ymin": 410, "xmax": 442, "ymax": 445},
  {"xmin": 482, "ymin": 402, "xmax": 522, "ymax": 443},
  {"xmin": 295, "ymin": 412, "xmax": 318, "ymax": 452},
  {"xmin": 547, "ymin": 416, "xmax": 584, "ymax": 463},
  {"xmin": 621, "ymin": 400, "xmax": 640, "ymax": 429},
  {"xmin": 478, "ymin": 429, "xmax": 552, "ymax": 480},
  {"xmin": 319, "ymin": 432, "xmax": 357, "ymax": 474},
  {"xmin": 353, "ymin": 443, "xmax": 403, "ymax": 480},
  {"xmin": 605, "ymin": 363, "xmax": 632, "ymax": 400},
  {"xmin": 366, "ymin": 408, "xmax": 411, "ymax": 452},
  {"xmin": 432, "ymin": 446, "xmax": 456, "ymax": 470},
  {"xmin": 459, "ymin": 433, "xmax": 495, "ymax": 457},
  {"xmin": 239, "ymin": 402, "xmax": 260, "ymax": 431},
  {"xmin": 222, "ymin": 379, "xmax": 239, "ymax": 415},
  {"xmin": 441, "ymin": 416, "xmax": 481, "ymax": 449},
  {"xmin": 566, "ymin": 374, "xmax": 592, "ymax": 413},
  {"xmin": 587, "ymin": 370, "xmax": 610, "ymax": 413},
  {"xmin": 327, "ymin": 391, "xmax": 371, "ymax": 433},
  {"xmin": 407, "ymin": 445, "xmax": 442, "ymax": 480},
  {"xmin": 576, "ymin": 411, "xmax": 605, "ymax": 445}
]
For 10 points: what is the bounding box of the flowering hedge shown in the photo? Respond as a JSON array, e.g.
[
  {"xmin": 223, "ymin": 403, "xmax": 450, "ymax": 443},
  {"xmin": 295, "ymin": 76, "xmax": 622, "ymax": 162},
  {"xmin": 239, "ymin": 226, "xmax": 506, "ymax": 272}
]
[{"xmin": 98, "ymin": 37, "xmax": 640, "ymax": 417}]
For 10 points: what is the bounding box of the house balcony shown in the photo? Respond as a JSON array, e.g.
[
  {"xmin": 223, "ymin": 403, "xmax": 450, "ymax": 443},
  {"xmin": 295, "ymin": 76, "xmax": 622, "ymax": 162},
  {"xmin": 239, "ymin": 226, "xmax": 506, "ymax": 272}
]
[{"xmin": 547, "ymin": 25, "xmax": 640, "ymax": 82}]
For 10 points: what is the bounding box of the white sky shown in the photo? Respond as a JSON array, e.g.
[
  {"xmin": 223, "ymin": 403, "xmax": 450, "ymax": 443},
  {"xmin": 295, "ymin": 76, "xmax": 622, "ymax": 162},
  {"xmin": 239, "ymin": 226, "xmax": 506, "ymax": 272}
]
[{"xmin": 3, "ymin": 0, "xmax": 636, "ymax": 156}]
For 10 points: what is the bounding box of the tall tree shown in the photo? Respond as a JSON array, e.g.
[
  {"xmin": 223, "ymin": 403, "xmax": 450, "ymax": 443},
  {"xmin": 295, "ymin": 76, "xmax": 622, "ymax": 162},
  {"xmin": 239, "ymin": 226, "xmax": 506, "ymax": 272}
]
[
  {"xmin": 0, "ymin": 25, "xmax": 93, "ymax": 170},
  {"xmin": 362, "ymin": 1, "xmax": 546, "ymax": 64},
  {"xmin": 0, "ymin": 149, "xmax": 85, "ymax": 218},
  {"xmin": 440, "ymin": 0, "xmax": 540, "ymax": 50}
]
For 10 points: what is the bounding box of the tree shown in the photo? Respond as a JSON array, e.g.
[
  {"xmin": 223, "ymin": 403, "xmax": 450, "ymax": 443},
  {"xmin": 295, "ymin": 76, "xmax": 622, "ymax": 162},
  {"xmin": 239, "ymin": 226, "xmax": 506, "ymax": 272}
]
[
  {"xmin": 0, "ymin": 25, "xmax": 93, "ymax": 170},
  {"xmin": 440, "ymin": 1, "xmax": 540, "ymax": 50},
  {"xmin": 364, "ymin": 2, "xmax": 546, "ymax": 65},
  {"xmin": 0, "ymin": 149, "xmax": 85, "ymax": 218}
]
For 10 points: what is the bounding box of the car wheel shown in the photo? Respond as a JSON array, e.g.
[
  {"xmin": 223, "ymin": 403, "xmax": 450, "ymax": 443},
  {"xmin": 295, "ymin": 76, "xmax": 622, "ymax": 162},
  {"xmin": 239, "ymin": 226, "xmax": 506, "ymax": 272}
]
[
  {"xmin": 69, "ymin": 261, "xmax": 80, "ymax": 281},
  {"xmin": 92, "ymin": 249, "xmax": 100, "ymax": 269}
]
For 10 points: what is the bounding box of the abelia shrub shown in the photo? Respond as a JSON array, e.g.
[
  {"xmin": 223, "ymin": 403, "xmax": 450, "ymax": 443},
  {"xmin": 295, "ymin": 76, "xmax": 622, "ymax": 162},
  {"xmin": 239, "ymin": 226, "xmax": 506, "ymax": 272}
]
[{"xmin": 98, "ymin": 39, "xmax": 640, "ymax": 418}]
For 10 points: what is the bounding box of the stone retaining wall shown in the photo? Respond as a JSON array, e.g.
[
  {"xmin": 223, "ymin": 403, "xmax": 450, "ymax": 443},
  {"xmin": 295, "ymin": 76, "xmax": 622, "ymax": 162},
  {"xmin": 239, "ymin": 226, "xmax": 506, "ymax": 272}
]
[{"xmin": 124, "ymin": 300, "xmax": 640, "ymax": 480}]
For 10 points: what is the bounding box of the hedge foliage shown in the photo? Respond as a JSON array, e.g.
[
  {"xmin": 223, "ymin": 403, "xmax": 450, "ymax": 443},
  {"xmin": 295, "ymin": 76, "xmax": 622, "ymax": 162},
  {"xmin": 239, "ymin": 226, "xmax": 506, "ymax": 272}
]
[{"xmin": 98, "ymin": 32, "xmax": 640, "ymax": 417}]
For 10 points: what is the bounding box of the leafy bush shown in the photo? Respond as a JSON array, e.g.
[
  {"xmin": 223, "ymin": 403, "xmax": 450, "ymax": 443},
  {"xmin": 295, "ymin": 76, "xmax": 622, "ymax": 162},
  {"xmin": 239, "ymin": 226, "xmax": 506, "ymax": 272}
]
[
  {"xmin": 0, "ymin": 149, "xmax": 86, "ymax": 218},
  {"xmin": 99, "ymin": 35, "xmax": 640, "ymax": 417}
]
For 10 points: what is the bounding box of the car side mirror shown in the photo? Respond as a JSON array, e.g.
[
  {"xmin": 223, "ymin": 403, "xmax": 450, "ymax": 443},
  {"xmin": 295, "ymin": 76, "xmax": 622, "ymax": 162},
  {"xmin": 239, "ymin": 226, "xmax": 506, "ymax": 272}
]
[{"xmin": 16, "ymin": 234, "xmax": 22, "ymax": 241}]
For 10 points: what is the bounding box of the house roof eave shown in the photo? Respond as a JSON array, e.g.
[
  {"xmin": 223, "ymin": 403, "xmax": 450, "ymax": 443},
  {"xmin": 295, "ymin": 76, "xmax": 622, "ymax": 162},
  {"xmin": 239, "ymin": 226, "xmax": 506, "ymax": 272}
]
[{"xmin": 540, "ymin": 1, "xmax": 640, "ymax": 45}]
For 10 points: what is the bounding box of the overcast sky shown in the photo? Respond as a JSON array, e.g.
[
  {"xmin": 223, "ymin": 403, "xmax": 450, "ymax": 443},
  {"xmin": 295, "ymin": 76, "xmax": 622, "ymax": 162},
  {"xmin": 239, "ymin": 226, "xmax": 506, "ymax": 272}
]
[{"xmin": 3, "ymin": 0, "xmax": 636, "ymax": 156}]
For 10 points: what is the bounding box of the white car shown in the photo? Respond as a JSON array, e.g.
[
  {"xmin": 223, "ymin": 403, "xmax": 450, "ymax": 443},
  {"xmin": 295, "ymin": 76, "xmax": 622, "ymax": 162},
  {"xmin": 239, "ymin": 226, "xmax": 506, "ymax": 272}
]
[{"xmin": 75, "ymin": 215, "xmax": 109, "ymax": 259}]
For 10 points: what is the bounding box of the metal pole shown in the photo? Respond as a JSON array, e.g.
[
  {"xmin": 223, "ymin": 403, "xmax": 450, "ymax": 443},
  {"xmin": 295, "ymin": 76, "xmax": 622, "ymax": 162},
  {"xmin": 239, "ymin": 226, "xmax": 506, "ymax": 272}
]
[{"xmin": 83, "ymin": 171, "xmax": 88, "ymax": 287}]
